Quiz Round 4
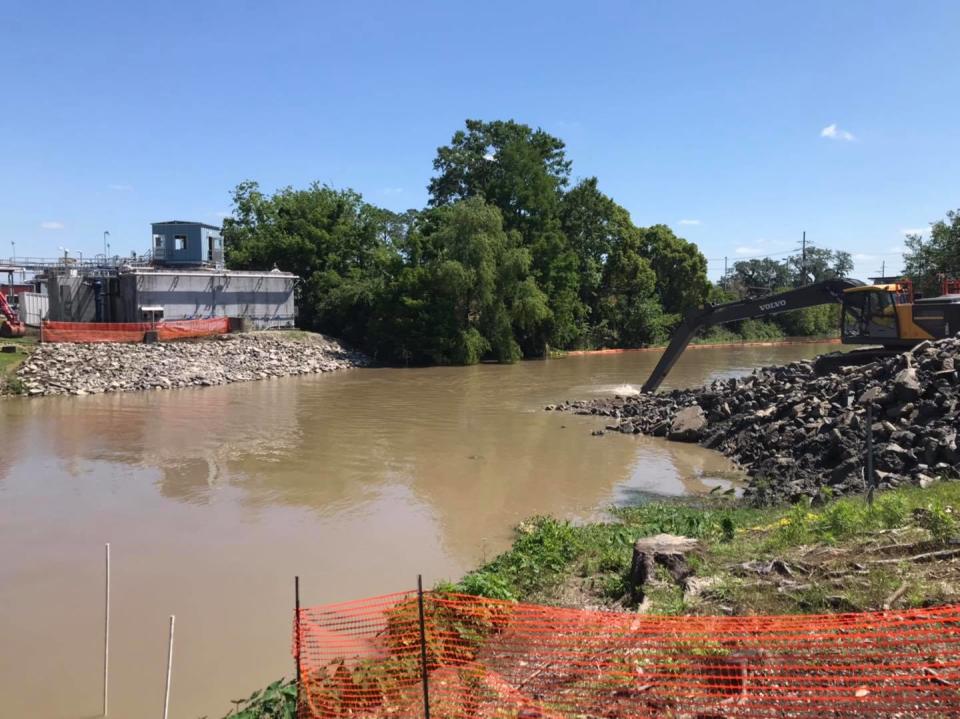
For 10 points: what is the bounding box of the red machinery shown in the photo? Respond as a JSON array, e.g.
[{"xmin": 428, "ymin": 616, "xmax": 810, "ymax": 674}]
[
  {"xmin": 942, "ymin": 276, "xmax": 960, "ymax": 296},
  {"xmin": 0, "ymin": 291, "xmax": 25, "ymax": 337}
]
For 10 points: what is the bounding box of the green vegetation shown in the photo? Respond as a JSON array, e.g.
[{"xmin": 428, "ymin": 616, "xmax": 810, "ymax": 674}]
[
  {"xmin": 904, "ymin": 208, "xmax": 960, "ymax": 296},
  {"xmin": 223, "ymin": 119, "xmax": 761, "ymax": 365},
  {"xmin": 217, "ymin": 679, "xmax": 296, "ymax": 719},
  {"xmin": 0, "ymin": 336, "xmax": 36, "ymax": 395},
  {"xmin": 451, "ymin": 482, "xmax": 960, "ymax": 614},
  {"xmin": 714, "ymin": 250, "xmax": 853, "ymax": 339}
]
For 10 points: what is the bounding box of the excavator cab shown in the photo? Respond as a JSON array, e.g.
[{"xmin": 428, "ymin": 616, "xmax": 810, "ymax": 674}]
[{"xmin": 840, "ymin": 285, "xmax": 902, "ymax": 344}]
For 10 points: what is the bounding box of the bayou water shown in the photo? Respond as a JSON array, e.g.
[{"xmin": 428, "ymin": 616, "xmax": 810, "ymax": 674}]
[{"xmin": 0, "ymin": 342, "xmax": 839, "ymax": 718}]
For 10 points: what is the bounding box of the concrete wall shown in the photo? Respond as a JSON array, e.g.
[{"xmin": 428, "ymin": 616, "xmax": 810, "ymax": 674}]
[
  {"xmin": 120, "ymin": 270, "xmax": 296, "ymax": 329},
  {"xmin": 47, "ymin": 274, "xmax": 96, "ymax": 322}
]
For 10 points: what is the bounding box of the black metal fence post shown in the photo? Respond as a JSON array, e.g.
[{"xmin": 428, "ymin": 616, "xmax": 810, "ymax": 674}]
[
  {"xmin": 417, "ymin": 575, "xmax": 431, "ymax": 719},
  {"xmin": 295, "ymin": 576, "xmax": 302, "ymax": 715},
  {"xmin": 866, "ymin": 403, "xmax": 876, "ymax": 505}
]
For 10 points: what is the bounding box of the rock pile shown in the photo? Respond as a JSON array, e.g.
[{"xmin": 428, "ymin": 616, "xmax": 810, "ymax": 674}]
[
  {"xmin": 551, "ymin": 336, "xmax": 960, "ymax": 504},
  {"xmin": 13, "ymin": 332, "xmax": 368, "ymax": 397}
]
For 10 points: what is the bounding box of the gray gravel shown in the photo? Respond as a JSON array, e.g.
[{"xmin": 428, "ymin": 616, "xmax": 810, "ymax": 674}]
[{"xmin": 13, "ymin": 332, "xmax": 368, "ymax": 397}]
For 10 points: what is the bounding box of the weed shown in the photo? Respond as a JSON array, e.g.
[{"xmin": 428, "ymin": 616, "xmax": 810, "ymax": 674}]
[
  {"xmin": 872, "ymin": 493, "xmax": 909, "ymax": 529},
  {"xmin": 222, "ymin": 679, "xmax": 296, "ymax": 718},
  {"xmin": 922, "ymin": 501, "xmax": 958, "ymax": 542}
]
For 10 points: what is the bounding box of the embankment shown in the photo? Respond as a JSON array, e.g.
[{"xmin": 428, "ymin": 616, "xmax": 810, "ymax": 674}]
[
  {"xmin": 9, "ymin": 331, "xmax": 368, "ymax": 397},
  {"xmin": 553, "ymin": 335, "xmax": 960, "ymax": 504}
]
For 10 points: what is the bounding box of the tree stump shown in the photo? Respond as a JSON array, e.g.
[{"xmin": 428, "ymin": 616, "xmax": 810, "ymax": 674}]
[{"xmin": 629, "ymin": 534, "xmax": 699, "ymax": 603}]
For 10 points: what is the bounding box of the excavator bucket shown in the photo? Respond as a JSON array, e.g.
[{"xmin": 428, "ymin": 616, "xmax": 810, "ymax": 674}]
[{"xmin": 0, "ymin": 320, "xmax": 25, "ymax": 338}]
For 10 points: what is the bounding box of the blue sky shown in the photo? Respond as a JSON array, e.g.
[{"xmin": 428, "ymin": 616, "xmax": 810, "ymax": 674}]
[{"xmin": 3, "ymin": 0, "xmax": 958, "ymax": 280}]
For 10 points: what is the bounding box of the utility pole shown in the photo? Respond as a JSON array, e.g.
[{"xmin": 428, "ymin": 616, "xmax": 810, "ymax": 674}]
[
  {"xmin": 723, "ymin": 256, "xmax": 728, "ymax": 288},
  {"xmin": 800, "ymin": 231, "xmax": 807, "ymax": 286},
  {"xmin": 103, "ymin": 231, "xmax": 110, "ymax": 258},
  {"xmin": 881, "ymin": 260, "xmax": 886, "ymax": 279}
]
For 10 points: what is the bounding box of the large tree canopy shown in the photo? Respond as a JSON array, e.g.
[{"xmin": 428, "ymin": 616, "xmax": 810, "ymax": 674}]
[{"xmin": 221, "ymin": 119, "xmax": 797, "ymax": 364}]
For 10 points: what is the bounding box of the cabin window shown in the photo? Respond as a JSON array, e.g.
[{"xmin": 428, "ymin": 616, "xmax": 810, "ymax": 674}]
[
  {"xmin": 153, "ymin": 234, "xmax": 164, "ymax": 249},
  {"xmin": 843, "ymin": 291, "xmax": 898, "ymax": 339},
  {"xmin": 174, "ymin": 235, "xmax": 187, "ymax": 251}
]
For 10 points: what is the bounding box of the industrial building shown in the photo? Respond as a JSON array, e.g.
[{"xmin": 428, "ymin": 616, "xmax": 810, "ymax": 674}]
[{"xmin": 9, "ymin": 220, "xmax": 297, "ymax": 330}]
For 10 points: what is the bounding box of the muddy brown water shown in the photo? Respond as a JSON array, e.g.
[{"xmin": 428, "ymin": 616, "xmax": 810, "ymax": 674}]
[{"xmin": 0, "ymin": 342, "xmax": 839, "ymax": 718}]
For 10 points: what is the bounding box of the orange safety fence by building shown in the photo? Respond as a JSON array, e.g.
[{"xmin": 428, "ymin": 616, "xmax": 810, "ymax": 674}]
[
  {"xmin": 42, "ymin": 317, "xmax": 229, "ymax": 343},
  {"xmin": 156, "ymin": 317, "xmax": 230, "ymax": 341},
  {"xmin": 294, "ymin": 590, "xmax": 960, "ymax": 718}
]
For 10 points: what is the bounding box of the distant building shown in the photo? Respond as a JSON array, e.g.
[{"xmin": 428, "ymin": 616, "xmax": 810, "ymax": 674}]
[
  {"xmin": 42, "ymin": 221, "xmax": 297, "ymax": 329},
  {"xmin": 151, "ymin": 221, "xmax": 224, "ymax": 266}
]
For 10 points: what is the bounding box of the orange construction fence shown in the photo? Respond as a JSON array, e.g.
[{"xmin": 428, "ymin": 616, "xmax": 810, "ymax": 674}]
[
  {"xmin": 294, "ymin": 590, "xmax": 960, "ymax": 718},
  {"xmin": 41, "ymin": 317, "xmax": 229, "ymax": 343}
]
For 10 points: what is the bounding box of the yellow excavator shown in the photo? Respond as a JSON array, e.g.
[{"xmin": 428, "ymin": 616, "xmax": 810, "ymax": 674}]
[{"xmin": 641, "ymin": 277, "xmax": 960, "ymax": 393}]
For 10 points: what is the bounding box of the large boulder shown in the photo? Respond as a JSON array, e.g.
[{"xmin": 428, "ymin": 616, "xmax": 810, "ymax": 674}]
[
  {"xmin": 894, "ymin": 367, "xmax": 922, "ymax": 402},
  {"xmin": 668, "ymin": 405, "xmax": 708, "ymax": 442}
]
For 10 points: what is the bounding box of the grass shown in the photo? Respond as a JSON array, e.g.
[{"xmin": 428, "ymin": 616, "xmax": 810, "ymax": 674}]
[
  {"xmin": 0, "ymin": 335, "xmax": 37, "ymax": 395},
  {"xmin": 449, "ymin": 481, "xmax": 960, "ymax": 615}
]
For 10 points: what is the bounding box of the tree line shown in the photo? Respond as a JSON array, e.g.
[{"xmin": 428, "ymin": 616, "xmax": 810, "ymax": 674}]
[
  {"xmin": 713, "ymin": 248, "xmax": 854, "ymax": 339},
  {"xmin": 223, "ymin": 119, "xmax": 877, "ymax": 364}
]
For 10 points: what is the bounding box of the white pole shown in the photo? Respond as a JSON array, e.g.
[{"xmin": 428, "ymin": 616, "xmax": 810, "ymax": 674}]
[
  {"xmin": 103, "ymin": 543, "xmax": 110, "ymax": 716},
  {"xmin": 162, "ymin": 615, "xmax": 175, "ymax": 719}
]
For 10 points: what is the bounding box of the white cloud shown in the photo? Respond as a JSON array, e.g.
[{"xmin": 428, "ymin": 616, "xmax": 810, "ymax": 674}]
[
  {"xmin": 108, "ymin": 183, "xmax": 133, "ymax": 191},
  {"xmin": 820, "ymin": 123, "xmax": 856, "ymax": 141},
  {"xmin": 213, "ymin": 211, "xmax": 232, "ymax": 219},
  {"xmin": 900, "ymin": 227, "xmax": 926, "ymax": 237},
  {"xmin": 40, "ymin": 221, "xmax": 64, "ymax": 230},
  {"xmin": 679, "ymin": 219, "xmax": 701, "ymax": 226},
  {"xmin": 381, "ymin": 187, "xmax": 404, "ymax": 195},
  {"xmin": 734, "ymin": 245, "xmax": 764, "ymax": 256}
]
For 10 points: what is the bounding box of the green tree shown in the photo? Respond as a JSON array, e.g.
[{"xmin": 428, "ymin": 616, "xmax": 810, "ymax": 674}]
[
  {"xmin": 598, "ymin": 234, "xmax": 665, "ymax": 346},
  {"xmin": 904, "ymin": 210, "xmax": 960, "ymax": 295},
  {"xmin": 428, "ymin": 120, "xmax": 583, "ymax": 351},
  {"xmin": 223, "ymin": 181, "xmax": 399, "ymax": 344},
  {"xmin": 727, "ymin": 258, "xmax": 792, "ymax": 292},
  {"xmin": 637, "ymin": 225, "xmax": 710, "ymax": 315},
  {"xmin": 369, "ymin": 198, "xmax": 551, "ymax": 365},
  {"xmin": 788, "ymin": 247, "xmax": 853, "ymax": 285}
]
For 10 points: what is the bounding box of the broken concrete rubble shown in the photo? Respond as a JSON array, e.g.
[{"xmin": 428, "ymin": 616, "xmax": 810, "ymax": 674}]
[{"xmin": 554, "ymin": 335, "xmax": 960, "ymax": 504}]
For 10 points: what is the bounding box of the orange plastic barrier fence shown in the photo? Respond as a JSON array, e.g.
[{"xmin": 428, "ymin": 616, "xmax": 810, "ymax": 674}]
[
  {"xmin": 156, "ymin": 318, "xmax": 229, "ymax": 341},
  {"xmin": 294, "ymin": 591, "xmax": 960, "ymax": 718},
  {"xmin": 42, "ymin": 318, "xmax": 229, "ymax": 343}
]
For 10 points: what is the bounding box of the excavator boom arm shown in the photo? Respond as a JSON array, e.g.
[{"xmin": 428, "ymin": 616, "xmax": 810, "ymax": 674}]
[
  {"xmin": 0, "ymin": 291, "xmax": 20, "ymax": 326},
  {"xmin": 641, "ymin": 278, "xmax": 864, "ymax": 393}
]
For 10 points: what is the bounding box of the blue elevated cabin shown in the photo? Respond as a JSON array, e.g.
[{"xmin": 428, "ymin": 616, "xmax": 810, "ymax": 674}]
[{"xmin": 151, "ymin": 221, "xmax": 224, "ymax": 266}]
